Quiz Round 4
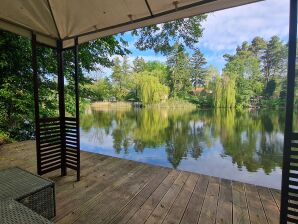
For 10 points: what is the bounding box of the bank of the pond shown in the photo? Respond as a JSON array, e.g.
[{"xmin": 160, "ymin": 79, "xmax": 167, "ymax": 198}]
[
  {"xmin": 91, "ymin": 101, "xmax": 133, "ymax": 110},
  {"xmin": 90, "ymin": 99, "xmax": 197, "ymax": 110}
]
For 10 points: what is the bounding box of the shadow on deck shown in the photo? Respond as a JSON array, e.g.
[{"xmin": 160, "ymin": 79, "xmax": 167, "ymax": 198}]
[{"xmin": 0, "ymin": 141, "xmax": 280, "ymax": 224}]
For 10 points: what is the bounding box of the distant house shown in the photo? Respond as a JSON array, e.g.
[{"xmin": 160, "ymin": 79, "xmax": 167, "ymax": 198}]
[{"xmin": 192, "ymin": 87, "xmax": 212, "ymax": 95}]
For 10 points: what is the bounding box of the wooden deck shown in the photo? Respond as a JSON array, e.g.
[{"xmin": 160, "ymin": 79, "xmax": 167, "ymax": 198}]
[{"xmin": 0, "ymin": 141, "xmax": 281, "ymax": 224}]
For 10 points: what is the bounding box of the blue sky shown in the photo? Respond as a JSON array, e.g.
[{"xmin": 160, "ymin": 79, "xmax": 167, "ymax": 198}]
[{"xmin": 99, "ymin": 0, "xmax": 289, "ymax": 77}]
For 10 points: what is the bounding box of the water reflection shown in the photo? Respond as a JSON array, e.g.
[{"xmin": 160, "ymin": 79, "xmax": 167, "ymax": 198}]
[{"xmin": 80, "ymin": 108, "xmax": 284, "ymax": 189}]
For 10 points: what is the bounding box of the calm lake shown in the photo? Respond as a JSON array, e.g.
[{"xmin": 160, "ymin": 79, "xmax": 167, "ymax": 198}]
[{"xmin": 80, "ymin": 108, "xmax": 284, "ymax": 189}]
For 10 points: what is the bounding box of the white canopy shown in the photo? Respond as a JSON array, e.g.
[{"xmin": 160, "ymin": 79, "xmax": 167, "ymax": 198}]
[{"xmin": 0, "ymin": 0, "xmax": 261, "ymax": 48}]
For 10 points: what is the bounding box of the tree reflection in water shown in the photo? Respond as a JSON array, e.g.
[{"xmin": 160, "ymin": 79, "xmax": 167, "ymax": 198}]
[{"xmin": 81, "ymin": 108, "xmax": 284, "ymax": 175}]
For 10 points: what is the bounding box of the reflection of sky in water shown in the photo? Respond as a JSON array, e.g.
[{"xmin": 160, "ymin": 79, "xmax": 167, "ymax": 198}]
[
  {"xmin": 80, "ymin": 109, "xmax": 283, "ymax": 190},
  {"xmin": 81, "ymin": 134, "xmax": 282, "ymax": 190}
]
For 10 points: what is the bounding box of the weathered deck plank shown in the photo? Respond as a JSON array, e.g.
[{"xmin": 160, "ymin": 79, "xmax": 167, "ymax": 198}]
[
  {"xmin": 270, "ymin": 189, "xmax": 281, "ymax": 210},
  {"xmin": 58, "ymin": 163, "xmax": 150, "ymax": 223},
  {"xmin": 56, "ymin": 158, "xmax": 139, "ymax": 220},
  {"xmin": 126, "ymin": 170, "xmax": 180, "ymax": 224},
  {"xmin": 180, "ymin": 174, "xmax": 209, "ymax": 224},
  {"xmin": 257, "ymin": 186, "xmax": 280, "ymax": 224},
  {"xmin": 197, "ymin": 176, "xmax": 220, "ymax": 224},
  {"xmin": 246, "ymin": 184, "xmax": 268, "ymax": 223},
  {"xmin": 145, "ymin": 172, "xmax": 189, "ymax": 224},
  {"xmin": 232, "ymin": 181, "xmax": 250, "ymax": 224},
  {"xmin": 162, "ymin": 174, "xmax": 198, "ymax": 224},
  {"xmin": 70, "ymin": 165, "xmax": 154, "ymax": 224},
  {"xmin": 107, "ymin": 169, "xmax": 170, "ymax": 224},
  {"xmin": 0, "ymin": 141, "xmax": 281, "ymax": 224},
  {"xmin": 216, "ymin": 179, "xmax": 233, "ymax": 224}
]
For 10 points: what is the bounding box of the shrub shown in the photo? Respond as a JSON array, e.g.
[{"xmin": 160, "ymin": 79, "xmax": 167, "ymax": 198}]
[{"xmin": 0, "ymin": 131, "xmax": 13, "ymax": 145}]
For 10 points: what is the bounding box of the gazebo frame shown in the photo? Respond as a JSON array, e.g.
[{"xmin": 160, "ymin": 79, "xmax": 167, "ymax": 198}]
[
  {"xmin": 280, "ymin": 0, "xmax": 298, "ymax": 223},
  {"xmin": 32, "ymin": 34, "xmax": 80, "ymax": 181},
  {"xmin": 0, "ymin": 0, "xmax": 297, "ymax": 223}
]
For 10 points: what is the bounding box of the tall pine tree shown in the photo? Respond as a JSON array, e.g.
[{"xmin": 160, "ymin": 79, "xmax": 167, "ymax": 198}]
[
  {"xmin": 190, "ymin": 49, "xmax": 207, "ymax": 88},
  {"xmin": 167, "ymin": 44, "xmax": 191, "ymax": 97}
]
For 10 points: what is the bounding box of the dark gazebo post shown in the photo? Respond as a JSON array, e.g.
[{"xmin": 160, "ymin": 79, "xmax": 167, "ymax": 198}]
[
  {"xmin": 280, "ymin": 0, "xmax": 298, "ymax": 223},
  {"xmin": 31, "ymin": 35, "xmax": 80, "ymax": 180},
  {"xmin": 74, "ymin": 37, "xmax": 80, "ymax": 181},
  {"xmin": 32, "ymin": 33, "xmax": 41, "ymax": 175},
  {"xmin": 57, "ymin": 40, "xmax": 67, "ymax": 177}
]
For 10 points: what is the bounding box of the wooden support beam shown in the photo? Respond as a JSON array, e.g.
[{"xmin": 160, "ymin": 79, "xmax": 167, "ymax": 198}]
[
  {"xmin": 57, "ymin": 40, "xmax": 67, "ymax": 176},
  {"xmin": 32, "ymin": 33, "xmax": 41, "ymax": 175},
  {"xmin": 74, "ymin": 37, "xmax": 80, "ymax": 181},
  {"xmin": 280, "ymin": 0, "xmax": 298, "ymax": 223}
]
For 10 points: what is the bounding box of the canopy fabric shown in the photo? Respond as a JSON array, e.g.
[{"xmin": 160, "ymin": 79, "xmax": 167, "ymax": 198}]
[{"xmin": 0, "ymin": 0, "xmax": 261, "ymax": 48}]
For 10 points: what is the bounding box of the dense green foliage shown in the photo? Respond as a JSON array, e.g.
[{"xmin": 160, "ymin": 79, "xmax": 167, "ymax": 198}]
[
  {"xmin": 89, "ymin": 47, "xmax": 206, "ymax": 104},
  {"xmin": 132, "ymin": 15, "xmax": 207, "ymax": 55},
  {"xmin": 217, "ymin": 36, "xmax": 288, "ymax": 108},
  {"xmin": 90, "ymin": 36, "xmax": 288, "ymax": 111},
  {"xmin": 0, "ymin": 31, "xmax": 129, "ymax": 141},
  {"xmin": 0, "ymin": 131, "xmax": 12, "ymax": 144},
  {"xmin": 133, "ymin": 72, "xmax": 169, "ymax": 104},
  {"xmin": 167, "ymin": 45, "xmax": 192, "ymax": 97},
  {"xmin": 190, "ymin": 49, "xmax": 207, "ymax": 88},
  {"xmin": 90, "ymin": 58, "xmax": 170, "ymax": 104}
]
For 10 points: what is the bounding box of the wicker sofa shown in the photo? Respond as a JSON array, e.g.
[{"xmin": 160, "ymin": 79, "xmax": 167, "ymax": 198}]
[
  {"xmin": 0, "ymin": 167, "xmax": 55, "ymax": 223},
  {"xmin": 0, "ymin": 199, "xmax": 53, "ymax": 224}
]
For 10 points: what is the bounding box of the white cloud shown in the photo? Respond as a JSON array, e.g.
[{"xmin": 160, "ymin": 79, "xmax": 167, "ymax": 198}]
[
  {"xmin": 93, "ymin": 0, "xmax": 290, "ymax": 76},
  {"xmin": 200, "ymin": 0, "xmax": 289, "ymax": 53}
]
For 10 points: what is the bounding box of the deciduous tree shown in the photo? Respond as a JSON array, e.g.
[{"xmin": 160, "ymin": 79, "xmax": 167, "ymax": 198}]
[{"xmin": 132, "ymin": 15, "xmax": 207, "ymax": 55}]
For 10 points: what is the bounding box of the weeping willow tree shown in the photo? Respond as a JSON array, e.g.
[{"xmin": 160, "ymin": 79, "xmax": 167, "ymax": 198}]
[
  {"xmin": 213, "ymin": 74, "xmax": 222, "ymax": 108},
  {"xmin": 134, "ymin": 71, "xmax": 169, "ymax": 104},
  {"xmin": 212, "ymin": 73, "xmax": 236, "ymax": 108},
  {"xmin": 222, "ymin": 73, "xmax": 236, "ymax": 108}
]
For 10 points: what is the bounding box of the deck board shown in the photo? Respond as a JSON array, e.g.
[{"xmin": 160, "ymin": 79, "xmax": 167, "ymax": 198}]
[
  {"xmin": 246, "ymin": 184, "xmax": 268, "ymax": 223},
  {"xmin": 257, "ymin": 186, "xmax": 280, "ymax": 224},
  {"xmin": 216, "ymin": 179, "xmax": 233, "ymax": 224},
  {"xmin": 0, "ymin": 141, "xmax": 281, "ymax": 224},
  {"xmin": 107, "ymin": 169, "xmax": 170, "ymax": 224},
  {"xmin": 270, "ymin": 189, "xmax": 281, "ymax": 210},
  {"xmin": 126, "ymin": 170, "xmax": 180, "ymax": 224},
  {"xmin": 180, "ymin": 174, "xmax": 209, "ymax": 224},
  {"xmin": 145, "ymin": 172, "xmax": 189, "ymax": 224},
  {"xmin": 162, "ymin": 174, "xmax": 198, "ymax": 224},
  {"xmin": 232, "ymin": 181, "xmax": 250, "ymax": 224},
  {"xmin": 73, "ymin": 165, "xmax": 153, "ymax": 224},
  {"xmin": 198, "ymin": 176, "xmax": 220, "ymax": 224}
]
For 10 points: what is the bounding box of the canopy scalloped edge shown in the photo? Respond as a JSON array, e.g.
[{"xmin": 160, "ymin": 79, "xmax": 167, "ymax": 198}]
[{"xmin": 0, "ymin": 0, "xmax": 262, "ymax": 49}]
